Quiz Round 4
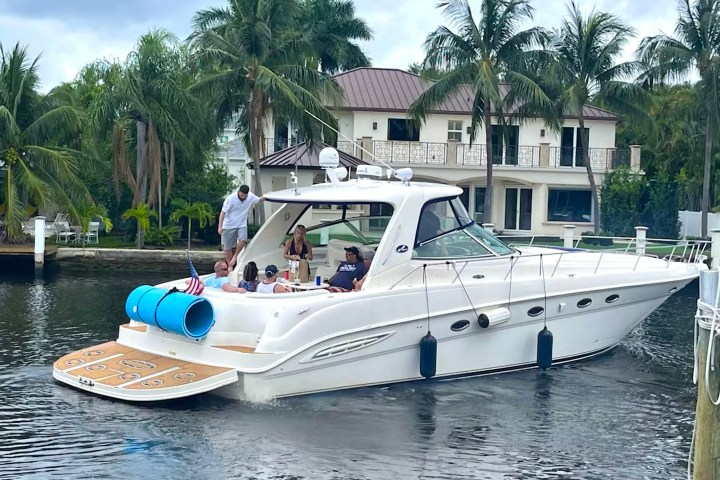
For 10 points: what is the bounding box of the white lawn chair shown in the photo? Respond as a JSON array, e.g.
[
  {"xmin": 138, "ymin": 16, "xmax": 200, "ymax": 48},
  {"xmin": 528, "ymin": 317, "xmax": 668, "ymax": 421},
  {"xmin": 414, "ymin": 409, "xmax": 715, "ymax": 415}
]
[
  {"xmin": 44, "ymin": 213, "xmax": 68, "ymax": 239},
  {"xmin": 55, "ymin": 222, "xmax": 75, "ymax": 243},
  {"xmin": 21, "ymin": 220, "xmax": 35, "ymax": 236},
  {"xmin": 85, "ymin": 222, "xmax": 100, "ymax": 244}
]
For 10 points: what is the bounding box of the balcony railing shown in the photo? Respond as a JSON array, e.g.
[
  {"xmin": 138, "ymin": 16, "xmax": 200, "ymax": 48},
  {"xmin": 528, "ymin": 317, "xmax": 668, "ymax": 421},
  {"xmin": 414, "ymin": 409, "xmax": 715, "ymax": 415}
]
[
  {"xmin": 459, "ymin": 145, "xmax": 540, "ymax": 167},
  {"xmin": 549, "ymin": 147, "xmax": 630, "ymax": 170},
  {"xmin": 372, "ymin": 140, "xmax": 447, "ymax": 164},
  {"xmin": 264, "ymin": 138, "xmax": 633, "ymax": 171},
  {"xmin": 337, "ymin": 141, "xmax": 361, "ymax": 157}
]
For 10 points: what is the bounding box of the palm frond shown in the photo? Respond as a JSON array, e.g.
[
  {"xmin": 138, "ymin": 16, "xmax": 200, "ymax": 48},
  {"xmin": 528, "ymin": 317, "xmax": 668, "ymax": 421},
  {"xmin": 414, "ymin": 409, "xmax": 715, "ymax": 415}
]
[{"xmin": 22, "ymin": 105, "xmax": 85, "ymax": 145}]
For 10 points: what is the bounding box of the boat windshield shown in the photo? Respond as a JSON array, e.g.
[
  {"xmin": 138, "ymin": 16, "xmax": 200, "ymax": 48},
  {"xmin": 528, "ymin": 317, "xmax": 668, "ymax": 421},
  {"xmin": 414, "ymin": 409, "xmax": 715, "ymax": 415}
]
[
  {"xmin": 413, "ymin": 197, "xmax": 514, "ymax": 258},
  {"xmin": 298, "ymin": 203, "xmax": 394, "ymax": 247}
]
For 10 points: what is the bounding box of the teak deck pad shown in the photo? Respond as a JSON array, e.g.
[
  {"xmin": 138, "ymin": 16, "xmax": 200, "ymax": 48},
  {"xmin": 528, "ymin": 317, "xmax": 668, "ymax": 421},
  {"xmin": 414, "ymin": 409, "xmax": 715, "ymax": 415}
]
[{"xmin": 53, "ymin": 341, "xmax": 237, "ymax": 400}]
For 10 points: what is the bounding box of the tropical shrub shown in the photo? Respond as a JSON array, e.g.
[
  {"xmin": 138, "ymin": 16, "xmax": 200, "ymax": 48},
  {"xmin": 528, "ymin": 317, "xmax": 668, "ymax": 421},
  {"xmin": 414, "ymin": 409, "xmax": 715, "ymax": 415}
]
[
  {"xmin": 601, "ymin": 167, "xmax": 646, "ymax": 236},
  {"xmin": 644, "ymin": 176, "xmax": 680, "ymax": 239},
  {"xmin": 169, "ymin": 198, "xmax": 215, "ymax": 250},
  {"xmin": 171, "ymin": 164, "xmax": 236, "ymax": 245},
  {"xmin": 145, "ymin": 225, "xmax": 180, "ymax": 247}
]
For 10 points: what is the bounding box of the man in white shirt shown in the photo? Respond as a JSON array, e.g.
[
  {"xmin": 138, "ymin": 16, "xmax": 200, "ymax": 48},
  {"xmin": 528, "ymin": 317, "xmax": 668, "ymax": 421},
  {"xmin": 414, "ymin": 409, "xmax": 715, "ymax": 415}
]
[
  {"xmin": 217, "ymin": 184, "xmax": 264, "ymax": 267},
  {"xmin": 256, "ymin": 264, "xmax": 291, "ymax": 294}
]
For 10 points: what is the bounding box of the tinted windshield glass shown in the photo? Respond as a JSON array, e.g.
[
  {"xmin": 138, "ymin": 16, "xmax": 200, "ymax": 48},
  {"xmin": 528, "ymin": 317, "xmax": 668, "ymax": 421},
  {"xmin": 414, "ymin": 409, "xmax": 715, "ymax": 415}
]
[
  {"xmin": 464, "ymin": 223, "xmax": 514, "ymax": 255},
  {"xmin": 300, "ymin": 203, "xmax": 393, "ymax": 247},
  {"xmin": 413, "ymin": 198, "xmax": 514, "ymax": 258},
  {"xmin": 416, "ymin": 199, "xmax": 465, "ymax": 247}
]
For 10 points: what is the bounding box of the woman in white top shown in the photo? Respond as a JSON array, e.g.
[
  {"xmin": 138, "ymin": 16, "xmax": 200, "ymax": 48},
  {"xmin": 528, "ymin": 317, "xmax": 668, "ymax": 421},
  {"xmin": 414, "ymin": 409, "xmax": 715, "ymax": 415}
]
[{"xmin": 256, "ymin": 264, "xmax": 291, "ymax": 294}]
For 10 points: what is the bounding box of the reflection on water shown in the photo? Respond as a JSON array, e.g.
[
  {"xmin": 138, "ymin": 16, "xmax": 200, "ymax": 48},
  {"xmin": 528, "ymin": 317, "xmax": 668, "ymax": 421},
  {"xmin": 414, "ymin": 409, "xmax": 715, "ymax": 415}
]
[{"xmin": 0, "ymin": 271, "xmax": 700, "ymax": 479}]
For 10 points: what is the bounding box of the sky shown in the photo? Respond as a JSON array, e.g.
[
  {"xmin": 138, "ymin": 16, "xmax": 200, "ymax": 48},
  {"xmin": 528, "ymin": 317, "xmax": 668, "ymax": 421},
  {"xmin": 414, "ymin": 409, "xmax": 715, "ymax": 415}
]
[{"xmin": 0, "ymin": 0, "xmax": 681, "ymax": 91}]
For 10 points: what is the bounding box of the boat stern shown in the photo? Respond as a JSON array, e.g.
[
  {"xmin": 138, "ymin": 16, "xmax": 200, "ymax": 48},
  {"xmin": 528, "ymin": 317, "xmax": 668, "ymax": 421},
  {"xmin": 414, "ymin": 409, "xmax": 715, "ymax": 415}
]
[{"xmin": 52, "ymin": 341, "xmax": 239, "ymax": 402}]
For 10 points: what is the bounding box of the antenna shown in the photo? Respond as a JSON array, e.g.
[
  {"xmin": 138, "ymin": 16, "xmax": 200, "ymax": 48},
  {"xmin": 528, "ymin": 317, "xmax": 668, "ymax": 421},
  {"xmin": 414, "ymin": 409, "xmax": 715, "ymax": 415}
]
[
  {"xmin": 304, "ymin": 110, "xmax": 396, "ymax": 174},
  {"xmin": 290, "ymin": 171, "xmax": 298, "ymax": 195}
]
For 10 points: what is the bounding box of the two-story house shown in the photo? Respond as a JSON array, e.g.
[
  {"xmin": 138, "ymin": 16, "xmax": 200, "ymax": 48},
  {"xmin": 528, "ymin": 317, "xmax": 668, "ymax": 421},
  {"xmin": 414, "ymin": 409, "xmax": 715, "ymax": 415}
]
[
  {"xmin": 327, "ymin": 68, "xmax": 639, "ymax": 236},
  {"xmin": 222, "ymin": 67, "xmax": 640, "ymax": 235}
]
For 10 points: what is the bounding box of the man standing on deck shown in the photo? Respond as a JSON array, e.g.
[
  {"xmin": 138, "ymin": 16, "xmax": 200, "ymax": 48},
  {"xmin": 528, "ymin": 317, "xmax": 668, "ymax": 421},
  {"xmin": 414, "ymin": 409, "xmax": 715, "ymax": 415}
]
[{"xmin": 218, "ymin": 185, "xmax": 264, "ymax": 268}]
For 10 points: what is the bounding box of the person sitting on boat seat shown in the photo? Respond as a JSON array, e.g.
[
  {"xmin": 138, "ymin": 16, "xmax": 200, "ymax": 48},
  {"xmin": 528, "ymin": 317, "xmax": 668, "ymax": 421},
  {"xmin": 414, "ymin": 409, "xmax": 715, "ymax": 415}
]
[
  {"xmin": 238, "ymin": 261, "xmax": 259, "ymax": 292},
  {"xmin": 201, "ymin": 261, "xmax": 231, "ymax": 290},
  {"xmin": 257, "ymin": 264, "xmax": 291, "ymax": 294},
  {"xmin": 328, "ymin": 247, "xmax": 367, "ymax": 292},
  {"xmin": 352, "ymin": 249, "xmax": 375, "ymax": 291},
  {"xmin": 218, "ymin": 261, "xmax": 259, "ymax": 293}
]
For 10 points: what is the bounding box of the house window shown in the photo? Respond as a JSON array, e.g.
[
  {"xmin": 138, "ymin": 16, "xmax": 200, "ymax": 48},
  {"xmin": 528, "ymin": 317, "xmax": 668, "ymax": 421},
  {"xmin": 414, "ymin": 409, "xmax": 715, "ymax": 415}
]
[
  {"xmin": 448, "ymin": 120, "xmax": 463, "ymax": 142},
  {"xmin": 547, "ymin": 189, "xmax": 592, "ymax": 222},
  {"xmin": 560, "ymin": 127, "xmax": 589, "ymax": 167},
  {"xmin": 491, "ymin": 125, "xmax": 519, "ymax": 165},
  {"xmin": 387, "ymin": 119, "xmax": 420, "ymax": 141}
]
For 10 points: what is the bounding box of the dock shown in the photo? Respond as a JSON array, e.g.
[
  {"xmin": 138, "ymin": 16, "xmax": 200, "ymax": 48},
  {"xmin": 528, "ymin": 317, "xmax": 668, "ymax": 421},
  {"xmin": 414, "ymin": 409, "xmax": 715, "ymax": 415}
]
[
  {"xmin": 0, "ymin": 244, "xmax": 59, "ymax": 257},
  {"xmin": 0, "ymin": 244, "xmax": 59, "ymax": 273}
]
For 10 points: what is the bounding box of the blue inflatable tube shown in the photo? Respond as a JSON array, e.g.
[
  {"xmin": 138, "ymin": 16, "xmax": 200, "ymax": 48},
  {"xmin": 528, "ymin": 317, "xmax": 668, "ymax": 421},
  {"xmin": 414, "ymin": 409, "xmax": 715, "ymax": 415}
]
[{"xmin": 124, "ymin": 285, "xmax": 214, "ymax": 339}]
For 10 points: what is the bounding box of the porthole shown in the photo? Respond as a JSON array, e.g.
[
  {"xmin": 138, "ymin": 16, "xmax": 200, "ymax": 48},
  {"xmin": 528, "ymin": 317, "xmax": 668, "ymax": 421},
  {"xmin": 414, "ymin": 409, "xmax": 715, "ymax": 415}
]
[
  {"xmin": 668, "ymin": 287, "xmax": 678, "ymax": 294},
  {"xmin": 577, "ymin": 298, "xmax": 592, "ymax": 308},
  {"xmin": 528, "ymin": 306, "xmax": 544, "ymax": 317},
  {"xmin": 605, "ymin": 294, "xmax": 620, "ymax": 304},
  {"xmin": 451, "ymin": 320, "xmax": 470, "ymax": 332}
]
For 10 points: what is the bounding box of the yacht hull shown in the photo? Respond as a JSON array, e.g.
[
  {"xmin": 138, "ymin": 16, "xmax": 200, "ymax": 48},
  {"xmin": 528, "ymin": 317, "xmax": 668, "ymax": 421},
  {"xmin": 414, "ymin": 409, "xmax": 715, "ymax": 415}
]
[{"xmin": 53, "ymin": 271, "xmax": 693, "ymax": 402}]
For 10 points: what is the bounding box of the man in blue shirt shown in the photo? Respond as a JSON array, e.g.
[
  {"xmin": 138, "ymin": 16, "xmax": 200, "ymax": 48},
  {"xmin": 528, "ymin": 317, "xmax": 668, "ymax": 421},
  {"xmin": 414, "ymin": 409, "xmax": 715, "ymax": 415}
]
[
  {"xmin": 328, "ymin": 246, "xmax": 367, "ymax": 292},
  {"xmin": 204, "ymin": 261, "xmax": 231, "ymax": 289}
]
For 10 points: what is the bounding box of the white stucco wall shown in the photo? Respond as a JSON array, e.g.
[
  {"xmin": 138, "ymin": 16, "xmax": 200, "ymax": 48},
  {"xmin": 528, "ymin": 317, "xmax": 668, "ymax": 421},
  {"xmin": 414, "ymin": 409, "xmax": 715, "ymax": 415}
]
[
  {"xmin": 330, "ymin": 110, "xmax": 617, "ymax": 149},
  {"xmin": 249, "ymin": 107, "xmax": 620, "ymax": 236}
]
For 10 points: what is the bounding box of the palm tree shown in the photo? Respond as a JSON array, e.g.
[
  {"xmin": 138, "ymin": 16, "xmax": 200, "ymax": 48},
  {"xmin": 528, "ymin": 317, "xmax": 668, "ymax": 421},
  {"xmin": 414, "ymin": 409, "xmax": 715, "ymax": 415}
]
[
  {"xmin": 0, "ymin": 43, "xmax": 90, "ymax": 242},
  {"xmin": 552, "ymin": 2, "xmax": 648, "ymax": 234},
  {"xmin": 169, "ymin": 198, "xmax": 215, "ymax": 250},
  {"xmin": 76, "ymin": 203, "xmax": 113, "ymax": 247},
  {"xmin": 300, "ymin": 0, "xmax": 373, "ymax": 74},
  {"xmin": 90, "ymin": 31, "xmax": 212, "ymax": 217},
  {"xmin": 121, "ymin": 202, "xmax": 156, "ymax": 249},
  {"xmin": 190, "ymin": 0, "xmax": 343, "ymax": 223},
  {"xmin": 409, "ymin": 0, "xmax": 555, "ymax": 225},
  {"xmin": 639, "ymin": 0, "xmax": 720, "ymax": 238}
]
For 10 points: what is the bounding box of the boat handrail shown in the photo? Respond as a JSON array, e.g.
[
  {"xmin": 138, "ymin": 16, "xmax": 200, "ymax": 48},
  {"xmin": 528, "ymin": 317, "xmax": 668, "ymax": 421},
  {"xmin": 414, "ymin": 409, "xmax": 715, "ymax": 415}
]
[{"xmin": 388, "ymin": 242, "xmax": 707, "ymax": 290}]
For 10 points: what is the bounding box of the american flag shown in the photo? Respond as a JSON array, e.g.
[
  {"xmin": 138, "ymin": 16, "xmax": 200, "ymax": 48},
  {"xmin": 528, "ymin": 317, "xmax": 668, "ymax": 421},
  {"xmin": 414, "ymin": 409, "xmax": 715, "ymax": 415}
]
[{"xmin": 184, "ymin": 251, "xmax": 204, "ymax": 295}]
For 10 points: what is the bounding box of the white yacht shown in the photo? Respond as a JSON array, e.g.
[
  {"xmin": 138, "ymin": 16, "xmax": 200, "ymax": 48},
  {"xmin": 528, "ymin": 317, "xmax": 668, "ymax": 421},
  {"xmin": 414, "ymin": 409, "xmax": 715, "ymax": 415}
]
[{"xmin": 53, "ymin": 152, "xmax": 706, "ymax": 402}]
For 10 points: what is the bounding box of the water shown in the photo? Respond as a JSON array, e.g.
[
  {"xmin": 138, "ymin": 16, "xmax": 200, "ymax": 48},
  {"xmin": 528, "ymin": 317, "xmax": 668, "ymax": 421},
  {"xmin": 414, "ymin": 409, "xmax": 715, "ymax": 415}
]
[{"xmin": 0, "ymin": 269, "xmax": 700, "ymax": 479}]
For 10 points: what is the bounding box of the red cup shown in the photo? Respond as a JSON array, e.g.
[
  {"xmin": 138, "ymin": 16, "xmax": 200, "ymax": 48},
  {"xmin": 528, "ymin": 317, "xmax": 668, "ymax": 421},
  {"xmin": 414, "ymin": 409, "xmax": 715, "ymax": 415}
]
[{"xmin": 284, "ymin": 270, "xmax": 289, "ymax": 280}]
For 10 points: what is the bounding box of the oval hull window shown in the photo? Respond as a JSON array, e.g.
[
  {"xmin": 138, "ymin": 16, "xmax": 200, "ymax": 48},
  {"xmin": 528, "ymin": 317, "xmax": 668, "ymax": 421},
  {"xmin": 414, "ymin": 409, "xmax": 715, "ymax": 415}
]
[
  {"xmin": 450, "ymin": 320, "xmax": 470, "ymax": 331},
  {"xmin": 577, "ymin": 298, "xmax": 592, "ymax": 308},
  {"xmin": 605, "ymin": 294, "xmax": 619, "ymax": 303},
  {"xmin": 528, "ymin": 306, "xmax": 544, "ymax": 317},
  {"xmin": 668, "ymin": 287, "xmax": 678, "ymax": 294}
]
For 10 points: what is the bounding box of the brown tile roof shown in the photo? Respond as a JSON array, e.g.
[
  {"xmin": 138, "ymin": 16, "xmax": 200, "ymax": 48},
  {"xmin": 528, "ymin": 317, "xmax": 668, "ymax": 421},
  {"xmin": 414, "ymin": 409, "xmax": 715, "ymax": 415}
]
[
  {"xmin": 249, "ymin": 141, "xmax": 369, "ymax": 169},
  {"xmin": 331, "ymin": 67, "xmax": 621, "ymax": 121}
]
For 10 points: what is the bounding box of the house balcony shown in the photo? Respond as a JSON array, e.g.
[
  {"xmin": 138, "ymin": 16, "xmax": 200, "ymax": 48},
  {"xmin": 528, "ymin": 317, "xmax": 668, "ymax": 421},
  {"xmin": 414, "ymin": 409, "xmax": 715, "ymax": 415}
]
[{"xmin": 336, "ymin": 140, "xmax": 637, "ymax": 172}]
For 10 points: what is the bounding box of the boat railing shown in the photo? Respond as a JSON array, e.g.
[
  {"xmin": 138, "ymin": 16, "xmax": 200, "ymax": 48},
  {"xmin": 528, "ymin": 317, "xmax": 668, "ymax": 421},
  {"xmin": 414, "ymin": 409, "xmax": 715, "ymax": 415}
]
[
  {"xmin": 496, "ymin": 229, "xmax": 710, "ymax": 264},
  {"xmin": 387, "ymin": 234, "xmax": 710, "ymax": 290}
]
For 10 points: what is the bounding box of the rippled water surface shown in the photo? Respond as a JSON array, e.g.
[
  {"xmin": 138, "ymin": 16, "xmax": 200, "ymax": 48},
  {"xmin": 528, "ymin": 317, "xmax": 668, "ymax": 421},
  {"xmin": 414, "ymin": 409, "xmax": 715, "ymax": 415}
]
[{"xmin": 0, "ymin": 269, "xmax": 700, "ymax": 479}]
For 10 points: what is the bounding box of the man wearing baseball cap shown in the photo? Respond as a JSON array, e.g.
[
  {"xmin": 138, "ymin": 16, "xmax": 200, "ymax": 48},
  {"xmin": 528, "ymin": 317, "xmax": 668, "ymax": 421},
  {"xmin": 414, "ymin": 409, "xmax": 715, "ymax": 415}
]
[
  {"xmin": 328, "ymin": 246, "xmax": 367, "ymax": 292},
  {"xmin": 256, "ymin": 264, "xmax": 291, "ymax": 294}
]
